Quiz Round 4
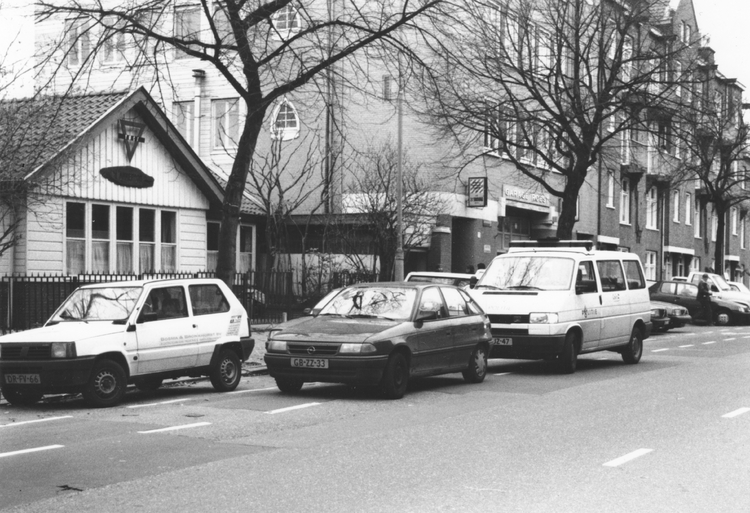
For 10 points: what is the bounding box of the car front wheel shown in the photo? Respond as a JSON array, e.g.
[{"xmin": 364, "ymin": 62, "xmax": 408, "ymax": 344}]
[
  {"xmin": 714, "ymin": 309, "xmax": 731, "ymax": 326},
  {"xmin": 558, "ymin": 332, "xmax": 579, "ymax": 374},
  {"xmin": 381, "ymin": 352, "xmax": 409, "ymax": 399},
  {"xmin": 83, "ymin": 360, "xmax": 127, "ymax": 408},
  {"xmin": 462, "ymin": 344, "xmax": 488, "ymax": 383},
  {"xmin": 1, "ymin": 386, "xmax": 43, "ymax": 406},
  {"xmin": 621, "ymin": 328, "xmax": 643, "ymax": 364},
  {"xmin": 210, "ymin": 349, "xmax": 242, "ymax": 392}
]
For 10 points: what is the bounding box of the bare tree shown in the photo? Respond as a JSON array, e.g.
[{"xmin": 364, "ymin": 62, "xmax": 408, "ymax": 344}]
[
  {"xmin": 416, "ymin": 0, "xmax": 698, "ymax": 239},
  {"xmin": 671, "ymin": 80, "xmax": 750, "ymax": 275},
  {"xmin": 342, "ymin": 140, "xmax": 447, "ymax": 281},
  {"xmin": 36, "ymin": 0, "xmax": 442, "ymax": 285}
]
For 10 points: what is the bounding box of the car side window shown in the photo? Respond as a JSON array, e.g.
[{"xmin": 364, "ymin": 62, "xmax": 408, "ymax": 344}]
[
  {"xmin": 144, "ymin": 286, "xmax": 188, "ymax": 320},
  {"xmin": 440, "ymin": 287, "xmax": 469, "ymax": 317},
  {"xmin": 660, "ymin": 282, "xmax": 675, "ymax": 294},
  {"xmin": 677, "ymin": 283, "xmax": 697, "ymax": 298},
  {"xmin": 189, "ymin": 284, "xmax": 230, "ymax": 316},
  {"xmin": 418, "ymin": 287, "xmax": 447, "ymax": 320},
  {"xmin": 458, "ymin": 289, "xmax": 483, "ymax": 315},
  {"xmin": 623, "ymin": 260, "xmax": 646, "ymax": 289},
  {"xmin": 597, "ymin": 260, "xmax": 627, "ymax": 292},
  {"xmin": 576, "ymin": 261, "xmax": 598, "ymax": 294}
]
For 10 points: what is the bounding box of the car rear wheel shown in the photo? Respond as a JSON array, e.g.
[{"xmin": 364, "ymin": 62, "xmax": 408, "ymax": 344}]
[
  {"xmin": 210, "ymin": 349, "xmax": 242, "ymax": 392},
  {"xmin": 558, "ymin": 332, "xmax": 578, "ymax": 374},
  {"xmin": 621, "ymin": 328, "xmax": 643, "ymax": 364},
  {"xmin": 462, "ymin": 344, "xmax": 488, "ymax": 383},
  {"xmin": 83, "ymin": 360, "xmax": 127, "ymax": 408},
  {"xmin": 134, "ymin": 377, "xmax": 163, "ymax": 392},
  {"xmin": 1, "ymin": 386, "xmax": 43, "ymax": 406},
  {"xmin": 714, "ymin": 309, "xmax": 731, "ymax": 326},
  {"xmin": 275, "ymin": 378, "xmax": 304, "ymax": 394},
  {"xmin": 381, "ymin": 352, "xmax": 409, "ymax": 399}
]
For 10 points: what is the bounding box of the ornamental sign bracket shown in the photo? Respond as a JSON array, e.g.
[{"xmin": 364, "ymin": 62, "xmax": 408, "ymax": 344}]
[{"xmin": 118, "ymin": 119, "xmax": 146, "ymax": 162}]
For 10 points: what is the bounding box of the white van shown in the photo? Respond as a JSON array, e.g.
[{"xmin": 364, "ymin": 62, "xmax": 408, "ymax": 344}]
[{"xmin": 468, "ymin": 241, "xmax": 652, "ymax": 373}]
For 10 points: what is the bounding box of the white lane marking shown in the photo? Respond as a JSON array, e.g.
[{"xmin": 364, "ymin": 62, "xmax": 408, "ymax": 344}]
[
  {"xmin": 494, "ymin": 372, "xmax": 512, "ymax": 376},
  {"xmin": 743, "ymin": 336, "xmax": 750, "ymax": 339},
  {"xmin": 228, "ymin": 386, "xmax": 279, "ymax": 394},
  {"xmin": 603, "ymin": 448, "xmax": 653, "ymax": 467},
  {"xmin": 679, "ymin": 344, "xmax": 694, "ymax": 348},
  {"xmin": 702, "ymin": 341, "xmax": 716, "ymax": 345},
  {"xmin": 597, "ymin": 357, "xmax": 608, "ymax": 360},
  {"xmin": 684, "ymin": 333, "xmax": 695, "ymax": 336},
  {"xmin": 137, "ymin": 422, "xmax": 211, "ymax": 434},
  {"xmin": 725, "ymin": 338, "xmax": 736, "ymax": 341},
  {"xmin": 127, "ymin": 398, "xmax": 192, "ymax": 409},
  {"xmin": 266, "ymin": 402, "xmax": 321, "ymax": 415},
  {"xmin": 0, "ymin": 445, "xmax": 64, "ymax": 459},
  {"xmin": 0, "ymin": 416, "xmax": 73, "ymax": 428},
  {"xmin": 722, "ymin": 408, "xmax": 750, "ymax": 419},
  {"xmin": 652, "ymin": 348, "xmax": 669, "ymax": 352}
]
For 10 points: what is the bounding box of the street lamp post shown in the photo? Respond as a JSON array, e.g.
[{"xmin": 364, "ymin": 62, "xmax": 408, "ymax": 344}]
[{"xmin": 394, "ymin": 75, "xmax": 405, "ymax": 281}]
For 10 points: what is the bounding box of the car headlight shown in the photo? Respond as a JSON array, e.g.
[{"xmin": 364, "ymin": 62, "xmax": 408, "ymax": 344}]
[
  {"xmin": 51, "ymin": 342, "xmax": 76, "ymax": 358},
  {"xmin": 267, "ymin": 340, "xmax": 288, "ymax": 352},
  {"xmin": 651, "ymin": 308, "xmax": 664, "ymax": 317},
  {"xmin": 529, "ymin": 313, "xmax": 559, "ymax": 324},
  {"xmin": 339, "ymin": 343, "xmax": 377, "ymax": 354}
]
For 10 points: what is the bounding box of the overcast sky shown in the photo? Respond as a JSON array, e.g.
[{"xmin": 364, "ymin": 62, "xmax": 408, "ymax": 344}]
[{"xmin": 692, "ymin": 0, "xmax": 750, "ymax": 89}]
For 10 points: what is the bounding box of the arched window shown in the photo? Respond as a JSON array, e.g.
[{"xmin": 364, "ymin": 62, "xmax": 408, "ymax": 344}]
[
  {"xmin": 271, "ymin": 5, "xmax": 300, "ymax": 39},
  {"xmin": 270, "ymin": 99, "xmax": 300, "ymax": 141}
]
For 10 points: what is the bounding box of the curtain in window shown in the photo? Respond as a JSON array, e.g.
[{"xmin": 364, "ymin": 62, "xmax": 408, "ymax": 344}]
[
  {"xmin": 92, "ymin": 241, "xmax": 109, "ymax": 272},
  {"xmin": 117, "ymin": 242, "xmax": 133, "ymax": 273},
  {"xmin": 140, "ymin": 244, "xmax": 155, "ymax": 272},
  {"xmin": 66, "ymin": 240, "xmax": 85, "ymax": 274},
  {"xmin": 161, "ymin": 246, "xmax": 176, "ymax": 272}
]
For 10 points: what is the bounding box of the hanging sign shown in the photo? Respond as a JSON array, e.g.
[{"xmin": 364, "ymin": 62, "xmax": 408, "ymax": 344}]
[
  {"xmin": 118, "ymin": 119, "xmax": 146, "ymax": 161},
  {"xmin": 100, "ymin": 166, "xmax": 154, "ymax": 188}
]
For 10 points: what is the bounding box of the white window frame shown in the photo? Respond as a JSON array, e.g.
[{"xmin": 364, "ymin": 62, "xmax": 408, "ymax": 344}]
[
  {"xmin": 620, "ymin": 178, "xmax": 630, "ymax": 225},
  {"xmin": 712, "ymin": 210, "xmax": 718, "ymax": 242},
  {"xmin": 646, "ymin": 187, "xmax": 657, "ymax": 229},
  {"xmin": 742, "ymin": 214, "xmax": 747, "ymax": 249},
  {"xmin": 270, "ymin": 98, "xmax": 301, "ymax": 141},
  {"xmin": 732, "ymin": 207, "xmax": 738, "ymax": 235},
  {"xmin": 685, "ymin": 192, "xmax": 692, "ymax": 225},
  {"xmin": 694, "ymin": 201, "xmax": 701, "ymax": 238},
  {"xmin": 174, "ymin": 5, "xmax": 201, "ymax": 60},
  {"xmin": 271, "ymin": 4, "xmax": 301, "ymax": 40},
  {"xmin": 212, "ymin": 98, "xmax": 240, "ymax": 150},
  {"xmin": 691, "ymin": 256, "xmax": 701, "ymax": 274},
  {"xmin": 65, "ymin": 18, "xmax": 92, "ymax": 67},
  {"xmin": 644, "ymin": 250, "xmax": 657, "ymax": 281},
  {"xmin": 672, "ymin": 191, "xmax": 680, "ymax": 223},
  {"xmin": 606, "ymin": 171, "xmax": 615, "ymax": 208}
]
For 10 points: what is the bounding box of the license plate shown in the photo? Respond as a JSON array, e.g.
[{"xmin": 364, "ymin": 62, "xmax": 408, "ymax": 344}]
[
  {"xmin": 291, "ymin": 358, "xmax": 329, "ymax": 369},
  {"xmin": 4, "ymin": 373, "xmax": 41, "ymax": 385},
  {"xmin": 492, "ymin": 337, "xmax": 512, "ymax": 346}
]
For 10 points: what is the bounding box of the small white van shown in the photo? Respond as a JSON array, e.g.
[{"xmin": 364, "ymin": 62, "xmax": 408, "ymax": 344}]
[{"xmin": 468, "ymin": 240, "xmax": 652, "ymax": 373}]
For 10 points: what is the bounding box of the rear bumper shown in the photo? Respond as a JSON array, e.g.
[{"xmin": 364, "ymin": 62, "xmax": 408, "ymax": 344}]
[
  {"xmin": 240, "ymin": 337, "xmax": 255, "ymax": 361},
  {"xmin": 264, "ymin": 353, "xmax": 389, "ymax": 385},
  {"xmin": 0, "ymin": 356, "xmax": 97, "ymax": 393}
]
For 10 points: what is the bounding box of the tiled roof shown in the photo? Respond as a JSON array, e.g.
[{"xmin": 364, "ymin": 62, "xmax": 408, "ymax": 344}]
[
  {"xmin": 211, "ymin": 171, "xmax": 265, "ymax": 216},
  {"xmin": 0, "ymin": 91, "xmax": 128, "ymax": 180}
]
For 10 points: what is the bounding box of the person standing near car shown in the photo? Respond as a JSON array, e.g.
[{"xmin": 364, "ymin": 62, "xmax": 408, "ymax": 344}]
[{"xmin": 698, "ymin": 273, "xmax": 713, "ymax": 325}]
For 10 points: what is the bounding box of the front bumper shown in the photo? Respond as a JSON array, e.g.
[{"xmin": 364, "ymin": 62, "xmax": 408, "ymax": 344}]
[
  {"xmin": 0, "ymin": 356, "xmax": 97, "ymax": 393},
  {"xmin": 489, "ymin": 333, "xmax": 567, "ymax": 359},
  {"xmin": 264, "ymin": 353, "xmax": 389, "ymax": 385}
]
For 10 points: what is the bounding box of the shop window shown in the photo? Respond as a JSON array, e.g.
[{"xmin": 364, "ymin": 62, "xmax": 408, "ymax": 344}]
[
  {"xmin": 173, "ymin": 101, "xmax": 194, "ymax": 146},
  {"xmin": 161, "ymin": 211, "xmax": 177, "ymax": 272},
  {"xmin": 66, "ymin": 202, "xmax": 86, "ymax": 274},
  {"xmin": 92, "ymin": 204, "xmax": 110, "ymax": 273},
  {"xmin": 271, "ymin": 99, "xmax": 300, "ymax": 141},
  {"xmin": 140, "ymin": 208, "xmax": 156, "ymax": 272},
  {"xmin": 271, "ymin": 4, "xmax": 301, "ymax": 39},
  {"xmin": 207, "ymin": 221, "xmax": 220, "ymax": 271},
  {"xmin": 116, "ymin": 206, "xmax": 133, "ymax": 273},
  {"xmin": 212, "ymin": 98, "xmax": 240, "ymax": 149}
]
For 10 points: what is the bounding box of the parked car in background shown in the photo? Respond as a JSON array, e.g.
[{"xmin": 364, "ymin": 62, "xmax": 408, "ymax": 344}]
[
  {"xmin": 0, "ymin": 278, "xmax": 254, "ymax": 407},
  {"xmin": 404, "ymin": 271, "xmax": 475, "ymax": 289},
  {"xmin": 650, "ymin": 301, "xmax": 692, "ymax": 331},
  {"xmin": 265, "ymin": 282, "xmax": 492, "ymax": 399},
  {"xmin": 728, "ymin": 281, "xmax": 750, "ymax": 295},
  {"xmin": 685, "ymin": 272, "xmax": 750, "ymax": 309},
  {"xmin": 648, "ymin": 280, "xmax": 750, "ymax": 326}
]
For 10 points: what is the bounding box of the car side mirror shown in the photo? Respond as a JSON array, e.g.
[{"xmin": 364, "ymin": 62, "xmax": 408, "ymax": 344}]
[{"xmin": 415, "ymin": 310, "xmax": 439, "ymax": 323}]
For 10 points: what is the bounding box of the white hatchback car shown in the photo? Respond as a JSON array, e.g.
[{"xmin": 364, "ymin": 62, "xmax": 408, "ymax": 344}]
[{"xmin": 0, "ymin": 278, "xmax": 254, "ymax": 407}]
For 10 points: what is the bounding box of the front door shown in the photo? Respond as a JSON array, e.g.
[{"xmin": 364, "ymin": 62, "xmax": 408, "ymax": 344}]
[
  {"xmin": 575, "ymin": 261, "xmax": 601, "ymax": 351},
  {"xmin": 596, "ymin": 260, "xmax": 631, "ymax": 347},
  {"xmin": 134, "ymin": 285, "xmax": 197, "ymax": 375},
  {"xmin": 410, "ymin": 286, "xmax": 454, "ymax": 373}
]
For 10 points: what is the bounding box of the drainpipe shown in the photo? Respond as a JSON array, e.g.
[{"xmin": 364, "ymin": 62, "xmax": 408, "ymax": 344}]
[{"xmin": 192, "ymin": 69, "xmax": 205, "ymax": 156}]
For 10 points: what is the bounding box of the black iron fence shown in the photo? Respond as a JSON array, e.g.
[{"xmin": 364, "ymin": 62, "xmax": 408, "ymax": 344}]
[{"xmin": 0, "ymin": 270, "xmax": 378, "ymax": 334}]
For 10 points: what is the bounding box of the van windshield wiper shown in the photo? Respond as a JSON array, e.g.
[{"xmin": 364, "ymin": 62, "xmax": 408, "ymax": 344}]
[
  {"xmin": 507, "ymin": 286, "xmax": 542, "ymax": 291},
  {"xmin": 475, "ymin": 284, "xmax": 502, "ymax": 290}
]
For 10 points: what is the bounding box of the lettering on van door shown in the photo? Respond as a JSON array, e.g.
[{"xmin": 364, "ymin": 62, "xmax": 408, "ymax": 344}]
[{"xmin": 582, "ymin": 307, "xmax": 599, "ymax": 318}]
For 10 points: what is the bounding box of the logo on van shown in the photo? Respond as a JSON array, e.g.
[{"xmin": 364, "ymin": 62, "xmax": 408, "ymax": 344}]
[{"xmin": 582, "ymin": 307, "xmax": 598, "ymax": 318}]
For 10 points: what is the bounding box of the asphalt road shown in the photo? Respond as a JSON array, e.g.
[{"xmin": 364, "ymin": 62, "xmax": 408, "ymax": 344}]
[{"xmin": 2, "ymin": 324, "xmax": 750, "ymax": 512}]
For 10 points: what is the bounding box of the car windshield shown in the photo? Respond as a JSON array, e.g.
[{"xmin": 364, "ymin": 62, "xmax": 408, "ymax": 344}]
[
  {"xmin": 319, "ymin": 286, "xmax": 417, "ymax": 320},
  {"xmin": 713, "ymin": 275, "xmax": 732, "ymax": 291},
  {"xmin": 51, "ymin": 286, "xmax": 144, "ymax": 322},
  {"xmin": 476, "ymin": 256, "xmax": 575, "ymax": 291},
  {"xmin": 732, "ymin": 282, "xmax": 750, "ymax": 294}
]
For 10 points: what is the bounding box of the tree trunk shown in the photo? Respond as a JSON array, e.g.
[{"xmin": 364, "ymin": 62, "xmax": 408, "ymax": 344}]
[
  {"xmin": 555, "ymin": 171, "xmax": 585, "ymax": 240},
  {"xmin": 215, "ymin": 106, "xmax": 266, "ymax": 286},
  {"xmin": 713, "ymin": 204, "xmax": 727, "ymax": 276}
]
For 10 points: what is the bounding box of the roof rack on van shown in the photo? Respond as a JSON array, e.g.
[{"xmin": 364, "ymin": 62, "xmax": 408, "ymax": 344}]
[{"xmin": 509, "ymin": 240, "xmax": 595, "ymax": 251}]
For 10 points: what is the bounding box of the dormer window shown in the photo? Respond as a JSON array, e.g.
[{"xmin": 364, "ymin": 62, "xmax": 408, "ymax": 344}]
[{"xmin": 271, "ymin": 99, "xmax": 300, "ymax": 141}]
